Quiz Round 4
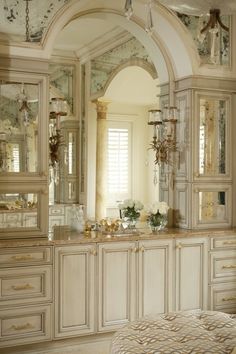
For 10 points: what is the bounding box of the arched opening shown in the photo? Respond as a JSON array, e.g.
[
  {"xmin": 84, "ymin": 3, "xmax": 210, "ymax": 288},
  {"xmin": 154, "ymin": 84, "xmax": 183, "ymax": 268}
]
[{"xmin": 46, "ymin": 0, "xmax": 196, "ymax": 222}]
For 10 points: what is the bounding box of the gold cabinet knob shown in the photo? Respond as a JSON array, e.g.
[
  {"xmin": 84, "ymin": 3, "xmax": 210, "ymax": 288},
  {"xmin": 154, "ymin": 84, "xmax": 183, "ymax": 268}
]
[
  {"xmin": 139, "ymin": 246, "xmax": 145, "ymax": 252},
  {"xmin": 176, "ymin": 243, "xmax": 182, "ymax": 249}
]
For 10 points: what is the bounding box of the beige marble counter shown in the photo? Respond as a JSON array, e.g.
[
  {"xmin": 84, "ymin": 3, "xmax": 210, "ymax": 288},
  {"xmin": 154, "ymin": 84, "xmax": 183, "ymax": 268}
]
[{"xmin": 0, "ymin": 226, "xmax": 236, "ymax": 248}]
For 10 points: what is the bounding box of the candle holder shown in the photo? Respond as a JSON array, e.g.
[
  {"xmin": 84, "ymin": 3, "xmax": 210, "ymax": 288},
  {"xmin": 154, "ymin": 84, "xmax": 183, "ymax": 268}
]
[{"xmin": 148, "ymin": 106, "xmax": 178, "ymax": 165}]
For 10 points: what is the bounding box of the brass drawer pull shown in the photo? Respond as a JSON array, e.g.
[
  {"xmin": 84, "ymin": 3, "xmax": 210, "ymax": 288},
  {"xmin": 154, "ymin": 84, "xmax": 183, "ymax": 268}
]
[
  {"xmin": 11, "ymin": 255, "xmax": 34, "ymax": 262},
  {"xmin": 223, "ymin": 241, "xmax": 236, "ymax": 245},
  {"xmin": 132, "ymin": 247, "xmax": 138, "ymax": 253},
  {"xmin": 222, "ymin": 296, "xmax": 236, "ymax": 302},
  {"xmin": 10, "ymin": 323, "xmax": 34, "ymax": 331},
  {"xmin": 176, "ymin": 243, "xmax": 182, "ymax": 249},
  {"xmin": 139, "ymin": 246, "xmax": 145, "ymax": 252},
  {"xmin": 222, "ymin": 264, "xmax": 236, "ymax": 269},
  {"xmin": 12, "ymin": 283, "xmax": 34, "ymax": 291}
]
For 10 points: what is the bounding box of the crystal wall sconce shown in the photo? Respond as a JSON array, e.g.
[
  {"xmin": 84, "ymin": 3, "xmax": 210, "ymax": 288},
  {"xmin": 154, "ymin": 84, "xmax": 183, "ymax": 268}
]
[{"xmin": 148, "ymin": 106, "xmax": 178, "ymax": 165}]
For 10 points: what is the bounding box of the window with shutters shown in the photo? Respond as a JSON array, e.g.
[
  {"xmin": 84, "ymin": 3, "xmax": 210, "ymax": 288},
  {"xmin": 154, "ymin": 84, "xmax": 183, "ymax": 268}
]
[{"xmin": 107, "ymin": 121, "xmax": 132, "ymax": 205}]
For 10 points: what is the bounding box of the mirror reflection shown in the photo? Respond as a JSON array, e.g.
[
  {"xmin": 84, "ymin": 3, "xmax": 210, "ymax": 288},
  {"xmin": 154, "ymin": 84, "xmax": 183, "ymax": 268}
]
[
  {"xmin": 0, "ymin": 82, "xmax": 39, "ymax": 173},
  {"xmin": 199, "ymin": 97, "xmax": 226, "ymax": 175},
  {"xmin": 199, "ymin": 190, "xmax": 226, "ymax": 222},
  {"xmin": 0, "ymin": 193, "xmax": 38, "ymax": 229}
]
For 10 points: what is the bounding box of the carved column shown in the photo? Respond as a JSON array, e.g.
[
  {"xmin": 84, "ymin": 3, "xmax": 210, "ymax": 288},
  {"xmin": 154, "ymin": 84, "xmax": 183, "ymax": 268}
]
[{"xmin": 93, "ymin": 99, "xmax": 110, "ymax": 220}]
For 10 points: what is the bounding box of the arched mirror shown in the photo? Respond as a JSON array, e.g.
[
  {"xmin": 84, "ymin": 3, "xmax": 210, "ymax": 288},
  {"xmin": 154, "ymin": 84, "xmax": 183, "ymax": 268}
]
[{"xmin": 48, "ymin": 12, "xmax": 165, "ymax": 232}]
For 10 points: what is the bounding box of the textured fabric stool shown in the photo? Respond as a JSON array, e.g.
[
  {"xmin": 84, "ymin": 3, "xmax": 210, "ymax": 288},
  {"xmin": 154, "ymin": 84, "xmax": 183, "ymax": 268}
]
[{"xmin": 110, "ymin": 310, "xmax": 236, "ymax": 354}]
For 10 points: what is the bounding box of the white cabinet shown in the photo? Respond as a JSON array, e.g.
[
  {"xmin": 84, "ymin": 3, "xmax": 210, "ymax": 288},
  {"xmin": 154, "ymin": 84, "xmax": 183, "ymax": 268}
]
[
  {"xmin": 0, "ymin": 246, "xmax": 53, "ymax": 348},
  {"xmin": 209, "ymin": 234, "xmax": 236, "ymax": 313},
  {"xmin": 175, "ymin": 237, "xmax": 208, "ymax": 311},
  {"xmin": 138, "ymin": 239, "xmax": 173, "ymax": 317},
  {"xmin": 98, "ymin": 239, "xmax": 173, "ymax": 332},
  {"xmin": 98, "ymin": 241, "xmax": 136, "ymax": 332},
  {"xmin": 54, "ymin": 244, "xmax": 96, "ymax": 338}
]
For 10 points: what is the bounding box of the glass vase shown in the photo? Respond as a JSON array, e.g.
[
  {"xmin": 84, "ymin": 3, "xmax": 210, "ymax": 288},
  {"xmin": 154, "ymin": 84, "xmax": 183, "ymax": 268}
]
[
  {"xmin": 149, "ymin": 215, "xmax": 168, "ymax": 233},
  {"xmin": 122, "ymin": 217, "xmax": 138, "ymax": 230}
]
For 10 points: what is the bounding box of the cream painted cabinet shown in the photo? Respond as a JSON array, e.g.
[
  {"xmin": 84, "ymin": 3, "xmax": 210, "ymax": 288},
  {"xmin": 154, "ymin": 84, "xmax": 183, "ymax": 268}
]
[
  {"xmin": 98, "ymin": 239, "xmax": 173, "ymax": 332},
  {"xmin": 138, "ymin": 239, "xmax": 173, "ymax": 317},
  {"xmin": 54, "ymin": 244, "xmax": 96, "ymax": 338},
  {"xmin": 0, "ymin": 246, "xmax": 53, "ymax": 348},
  {"xmin": 98, "ymin": 241, "xmax": 136, "ymax": 332},
  {"xmin": 209, "ymin": 234, "xmax": 236, "ymax": 313},
  {"xmin": 175, "ymin": 237, "xmax": 208, "ymax": 311}
]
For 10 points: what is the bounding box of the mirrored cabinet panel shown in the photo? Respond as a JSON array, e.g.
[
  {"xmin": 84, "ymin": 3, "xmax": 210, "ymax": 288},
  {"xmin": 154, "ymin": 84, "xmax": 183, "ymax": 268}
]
[
  {"xmin": 195, "ymin": 93, "xmax": 231, "ymax": 179},
  {"xmin": 0, "ymin": 82, "xmax": 39, "ymax": 173},
  {"xmin": 199, "ymin": 191, "xmax": 226, "ymax": 222},
  {"xmin": 0, "ymin": 192, "xmax": 38, "ymax": 229},
  {"xmin": 193, "ymin": 185, "xmax": 232, "ymax": 228}
]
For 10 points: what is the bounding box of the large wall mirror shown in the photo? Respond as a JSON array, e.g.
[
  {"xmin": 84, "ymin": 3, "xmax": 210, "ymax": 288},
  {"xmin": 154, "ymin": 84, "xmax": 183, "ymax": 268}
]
[{"xmin": 49, "ymin": 15, "xmax": 164, "ymax": 223}]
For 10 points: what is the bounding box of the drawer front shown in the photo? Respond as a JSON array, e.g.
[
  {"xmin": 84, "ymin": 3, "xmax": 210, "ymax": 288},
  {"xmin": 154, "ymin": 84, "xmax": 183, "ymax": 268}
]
[
  {"xmin": 210, "ymin": 250, "xmax": 236, "ymax": 282},
  {"xmin": 49, "ymin": 206, "xmax": 64, "ymax": 216},
  {"xmin": 211, "ymin": 235, "xmax": 236, "ymax": 250},
  {"xmin": 0, "ymin": 304, "xmax": 51, "ymax": 347},
  {"xmin": 49, "ymin": 216, "xmax": 65, "ymax": 232},
  {"xmin": 5, "ymin": 213, "xmax": 22, "ymax": 228},
  {"xmin": 0, "ymin": 247, "xmax": 52, "ymax": 268},
  {"xmin": 0, "ymin": 266, "xmax": 52, "ymax": 307},
  {"xmin": 209, "ymin": 283, "xmax": 236, "ymax": 313}
]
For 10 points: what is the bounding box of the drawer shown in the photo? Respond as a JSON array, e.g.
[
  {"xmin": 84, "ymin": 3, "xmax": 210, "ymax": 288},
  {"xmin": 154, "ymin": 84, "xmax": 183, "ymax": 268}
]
[
  {"xmin": 0, "ymin": 304, "xmax": 51, "ymax": 347},
  {"xmin": 49, "ymin": 216, "xmax": 64, "ymax": 228},
  {"xmin": 0, "ymin": 266, "xmax": 52, "ymax": 307},
  {"xmin": 209, "ymin": 283, "xmax": 236, "ymax": 313},
  {"xmin": 0, "ymin": 247, "xmax": 52, "ymax": 268},
  {"xmin": 210, "ymin": 235, "xmax": 236, "ymax": 250},
  {"xmin": 5, "ymin": 213, "xmax": 22, "ymax": 228},
  {"xmin": 210, "ymin": 250, "xmax": 236, "ymax": 282},
  {"xmin": 49, "ymin": 206, "xmax": 64, "ymax": 216}
]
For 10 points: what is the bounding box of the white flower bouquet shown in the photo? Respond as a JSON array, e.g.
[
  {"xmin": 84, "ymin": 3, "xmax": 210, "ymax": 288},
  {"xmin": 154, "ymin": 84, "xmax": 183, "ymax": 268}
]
[
  {"xmin": 118, "ymin": 199, "xmax": 144, "ymax": 224},
  {"xmin": 147, "ymin": 201, "xmax": 169, "ymax": 232}
]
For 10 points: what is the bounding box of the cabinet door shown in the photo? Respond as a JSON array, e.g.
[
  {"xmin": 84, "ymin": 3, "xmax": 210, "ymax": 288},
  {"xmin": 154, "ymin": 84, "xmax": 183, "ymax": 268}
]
[
  {"xmin": 54, "ymin": 244, "xmax": 95, "ymax": 338},
  {"xmin": 138, "ymin": 239, "xmax": 173, "ymax": 317},
  {"xmin": 175, "ymin": 237, "xmax": 208, "ymax": 311},
  {"xmin": 98, "ymin": 242, "xmax": 136, "ymax": 332}
]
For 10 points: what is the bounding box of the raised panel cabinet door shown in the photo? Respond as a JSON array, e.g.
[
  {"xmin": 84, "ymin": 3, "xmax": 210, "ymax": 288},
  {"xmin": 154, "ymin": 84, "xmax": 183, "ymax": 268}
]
[
  {"xmin": 54, "ymin": 244, "xmax": 95, "ymax": 338},
  {"xmin": 138, "ymin": 239, "xmax": 173, "ymax": 317},
  {"xmin": 98, "ymin": 241, "xmax": 136, "ymax": 332},
  {"xmin": 175, "ymin": 237, "xmax": 208, "ymax": 311}
]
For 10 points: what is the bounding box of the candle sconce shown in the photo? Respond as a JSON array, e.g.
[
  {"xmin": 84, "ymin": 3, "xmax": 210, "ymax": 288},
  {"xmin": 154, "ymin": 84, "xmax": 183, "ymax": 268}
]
[
  {"xmin": 49, "ymin": 97, "xmax": 68, "ymax": 184},
  {"xmin": 148, "ymin": 106, "xmax": 178, "ymax": 165}
]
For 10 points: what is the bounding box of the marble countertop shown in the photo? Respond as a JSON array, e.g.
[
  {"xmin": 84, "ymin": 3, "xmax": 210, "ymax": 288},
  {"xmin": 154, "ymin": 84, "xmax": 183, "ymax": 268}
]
[{"xmin": 0, "ymin": 227, "xmax": 236, "ymax": 248}]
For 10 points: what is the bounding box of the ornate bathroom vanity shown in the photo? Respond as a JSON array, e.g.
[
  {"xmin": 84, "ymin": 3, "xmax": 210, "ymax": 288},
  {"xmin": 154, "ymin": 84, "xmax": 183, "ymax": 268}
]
[{"xmin": 0, "ymin": 228, "xmax": 235, "ymax": 352}]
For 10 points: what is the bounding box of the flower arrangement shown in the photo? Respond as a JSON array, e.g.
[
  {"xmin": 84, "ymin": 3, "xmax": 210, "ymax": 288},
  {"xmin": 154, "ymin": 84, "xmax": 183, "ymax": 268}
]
[
  {"xmin": 118, "ymin": 199, "xmax": 144, "ymax": 227},
  {"xmin": 147, "ymin": 201, "xmax": 169, "ymax": 232}
]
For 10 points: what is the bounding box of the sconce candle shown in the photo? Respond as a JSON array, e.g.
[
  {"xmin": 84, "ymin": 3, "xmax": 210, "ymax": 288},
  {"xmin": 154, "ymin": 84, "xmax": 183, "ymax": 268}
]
[
  {"xmin": 49, "ymin": 97, "xmax": 68, "ymax": 178},
  {"xmin": 148, "ymin": 106, "xmax": 178, "ymax": 165}
]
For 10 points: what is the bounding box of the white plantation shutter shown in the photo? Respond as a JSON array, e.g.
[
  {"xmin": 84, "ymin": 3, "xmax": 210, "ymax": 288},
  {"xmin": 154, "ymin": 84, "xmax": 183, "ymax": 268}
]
[
  {"xmin": 107, "ymin": 122, "xmax": 131, "ymax": 204},
  {"xmin": 11, "ymin": 144, "xmax": 20, "ymax": 172}
]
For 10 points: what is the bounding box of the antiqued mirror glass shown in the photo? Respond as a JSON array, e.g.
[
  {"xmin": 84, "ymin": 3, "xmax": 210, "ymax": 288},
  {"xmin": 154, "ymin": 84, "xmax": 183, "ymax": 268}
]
[
  {"xmin": 0, "ymin": 82, "xmax": 39, "ymax": 173},
  {"xmin": 0, "ymin": 193, "xmax": 38, "ymax": 229},
  {"xmin": 199, "ymin": 190, "xmax": 226, "ymax": 222},
  {"xmin": 199, "ymin": 98, "xmax": 226, "ymax": 175},
  {"xmin": 49, "ymin": 63, "xmax": 74, "ymax": 114}
]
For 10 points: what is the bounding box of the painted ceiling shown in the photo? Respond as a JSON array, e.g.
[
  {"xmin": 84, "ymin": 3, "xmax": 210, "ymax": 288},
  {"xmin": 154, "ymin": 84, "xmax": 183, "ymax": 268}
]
[{"xmin": 0, "ymin": 0, "xmax": 70, "ymax": 42}]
